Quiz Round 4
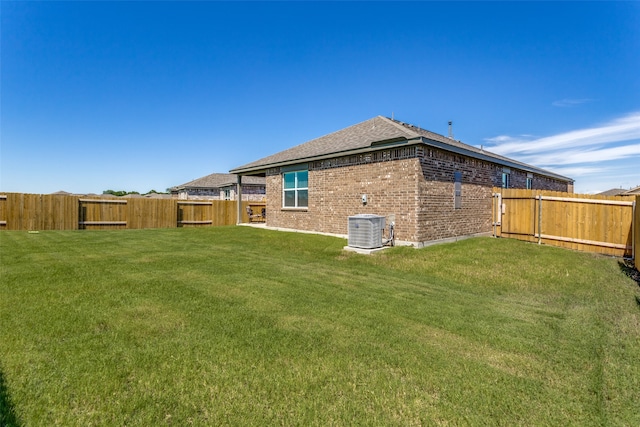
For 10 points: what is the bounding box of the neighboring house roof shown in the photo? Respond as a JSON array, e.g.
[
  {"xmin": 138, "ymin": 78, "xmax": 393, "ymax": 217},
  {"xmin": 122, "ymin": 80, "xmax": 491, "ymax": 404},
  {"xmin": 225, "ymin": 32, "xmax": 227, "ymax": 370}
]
[
  {"xmin": 624, "ymin": 186, "xmax": 640, "ymax": 195},
  {"xmin": 170, "ymin": 173, "xmax": 266, "ymax": 191},
  {"xmin": 598, "ymin": 188, "xmax": 627, "ymax": 196},
  {"xmin": 598, "ymin": 186, "xmax": 640, "ymax": 196},
  {"xmin": 230, "ymin": 116, "xmax": 573, "ymax": 183}
]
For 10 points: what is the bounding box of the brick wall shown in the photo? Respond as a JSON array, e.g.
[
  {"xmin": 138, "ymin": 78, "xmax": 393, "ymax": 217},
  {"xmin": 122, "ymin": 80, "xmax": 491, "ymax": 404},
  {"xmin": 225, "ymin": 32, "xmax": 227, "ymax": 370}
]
[
  {"xmin": 415, "ymin": 146, "xmax": 569, "ymax": 243},
  {"xmin": 417, "ymin": 147, "xmax": 495, "ymax": 242},
  {"xmin": 266, "ymin": 157, "xmax": 423, "ymax": 242},
  {"xmin": 264, "ymin": 144, "xmax": 571, "ymax": 245},
  {"xmin": 509, "ymin": 168, "xmax": 570, "ymax": 192}
]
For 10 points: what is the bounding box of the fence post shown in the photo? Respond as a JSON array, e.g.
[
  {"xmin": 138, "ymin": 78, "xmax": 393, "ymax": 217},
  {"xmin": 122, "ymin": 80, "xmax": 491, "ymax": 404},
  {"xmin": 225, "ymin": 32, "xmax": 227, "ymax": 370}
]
[
  {"xmin": 538, "ymin": 194, "xmax": 542, "ymax": 245},
  {"xmin": 633, "ymin": 200, "xmax": 636, "ymax": 262},
  {"xmin": 492, "ymin": 192, "xmax": 497, "ymax": 237},
  {"xmin": 635, "ymin": 197, "xmax": 639, "ymax": 270},
  {"xmin": 491, "ymin": 190, "xmax": 502, "ymax": 237}
]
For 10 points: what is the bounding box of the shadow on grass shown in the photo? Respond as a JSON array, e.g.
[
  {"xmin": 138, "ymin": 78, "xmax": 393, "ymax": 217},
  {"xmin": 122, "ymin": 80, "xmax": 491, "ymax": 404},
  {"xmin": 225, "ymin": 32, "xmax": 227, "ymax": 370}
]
[
  {"xmin": 618, "ymin": 260, "xmax": 640, "ymax": 310},
  {"xmin": 618, "ymin": 260, "xmax": 640, "ymax": 286},
  {"xmin": 0, "ymin": 369, "xmax": 20, "ymax": 427}
]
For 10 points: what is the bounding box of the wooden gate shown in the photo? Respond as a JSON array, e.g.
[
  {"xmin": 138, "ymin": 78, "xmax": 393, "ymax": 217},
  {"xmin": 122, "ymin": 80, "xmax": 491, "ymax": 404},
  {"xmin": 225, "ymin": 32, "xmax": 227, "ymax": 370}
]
[{"xmin": 493, "ymin": 189, "xmax": 635, "ymax": 258}]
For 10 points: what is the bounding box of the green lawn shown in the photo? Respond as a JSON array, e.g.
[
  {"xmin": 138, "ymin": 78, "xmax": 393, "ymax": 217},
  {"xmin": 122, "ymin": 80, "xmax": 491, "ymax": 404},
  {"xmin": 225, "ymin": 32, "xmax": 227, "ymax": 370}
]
[{"xmin": 1, "ymin": 227, "xmax": 639, "ymax": 426}]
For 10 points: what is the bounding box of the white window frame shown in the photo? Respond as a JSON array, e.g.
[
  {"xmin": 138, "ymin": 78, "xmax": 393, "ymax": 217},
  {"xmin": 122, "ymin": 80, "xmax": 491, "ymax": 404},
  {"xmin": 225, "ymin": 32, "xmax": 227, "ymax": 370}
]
[{"xmin": 282, "ymin": 170, "xmax": 308, "ymax": 208}]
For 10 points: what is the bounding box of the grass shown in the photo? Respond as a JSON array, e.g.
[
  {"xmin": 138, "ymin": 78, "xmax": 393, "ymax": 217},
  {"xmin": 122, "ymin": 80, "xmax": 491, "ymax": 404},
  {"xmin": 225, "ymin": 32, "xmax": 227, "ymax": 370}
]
[{"xmin": 1, "ymin": 226, "xmax": 639, "ymax": 426}]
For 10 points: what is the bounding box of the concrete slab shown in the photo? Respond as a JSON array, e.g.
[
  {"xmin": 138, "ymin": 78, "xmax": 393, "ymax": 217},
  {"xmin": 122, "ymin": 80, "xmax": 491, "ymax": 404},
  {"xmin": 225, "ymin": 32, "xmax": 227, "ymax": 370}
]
[{"xmin": 342, "ymin": 245, "xmax": 391, "ymax": 255}]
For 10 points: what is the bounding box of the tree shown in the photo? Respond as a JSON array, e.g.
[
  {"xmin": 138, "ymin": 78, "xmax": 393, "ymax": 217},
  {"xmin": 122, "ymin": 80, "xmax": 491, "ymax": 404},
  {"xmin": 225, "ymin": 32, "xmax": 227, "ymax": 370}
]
[{"xmin": 102, "ymin": 190, "xmax": 139, "ymax": 197}]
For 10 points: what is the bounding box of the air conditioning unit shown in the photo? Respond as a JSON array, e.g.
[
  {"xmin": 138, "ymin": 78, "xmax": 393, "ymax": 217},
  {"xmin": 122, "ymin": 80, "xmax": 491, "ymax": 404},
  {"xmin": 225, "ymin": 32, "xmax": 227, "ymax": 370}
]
[{"xmin": 348, "ymin": 214, "xmax": 386, "ymax": 249}]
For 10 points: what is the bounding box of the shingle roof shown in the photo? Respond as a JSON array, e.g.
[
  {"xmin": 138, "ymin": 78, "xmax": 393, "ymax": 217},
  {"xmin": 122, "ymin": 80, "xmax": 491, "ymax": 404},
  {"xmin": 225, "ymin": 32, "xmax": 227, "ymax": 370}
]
[
  {"xmin": 170, "ymin": 173, "xmax": 265, "ymax": 191},
  {"xmin": 231, "ymin": 116, "xmax": 414, "ymax": 172},
  {"xmin": 598, "ymin": 185, "xmax": 640, "ymax": 196},
  {"xmin": 230, "ymin": 115, "xmax": 573, "ymax": 182},
  {"xmin": 624, "ymin": 186, "xmax": 640, "ymax": 195},
  {"xmin": 598, "ymin": 188, "xmax": 627, "ymax": 196}
]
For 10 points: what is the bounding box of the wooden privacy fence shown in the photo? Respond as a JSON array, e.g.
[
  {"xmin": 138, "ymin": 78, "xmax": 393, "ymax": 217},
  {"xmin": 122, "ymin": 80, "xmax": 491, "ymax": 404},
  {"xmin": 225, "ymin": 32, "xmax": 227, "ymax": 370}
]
[
  {"xmin": 493, "ymin": 188, "xmax": 637, "ymax": 258},
  {"xmin": 0, "ymin": 193, "xmax": 262, "ymax": 231},
  {"xmin": 636, "ymin": 197, "xmax": 640, "ymax": 270}
]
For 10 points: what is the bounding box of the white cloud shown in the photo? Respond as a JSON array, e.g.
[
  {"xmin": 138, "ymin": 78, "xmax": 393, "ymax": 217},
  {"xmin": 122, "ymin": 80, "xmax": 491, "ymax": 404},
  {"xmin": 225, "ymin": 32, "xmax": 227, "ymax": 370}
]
[
  {"xmin": 518, "ymin": 143, "xmax": 640, "ymax": 166},
  {"xmin": 552, "ymin": 98, "xmax": 592, "ymax": 107},
  {"xmin": 484, "ymin": 112, "xmax": 640, "ymax": 156},
  {"xmin": 541, "ymin": 166, "xmax": 606, "ymax": 178},
  {"xmin": 484, "ymin": 135, "xmax": 519, "ymax": 144},
  {"xmin": 482, "ymin": 112, "xmax": 640, "ymax": 194}
]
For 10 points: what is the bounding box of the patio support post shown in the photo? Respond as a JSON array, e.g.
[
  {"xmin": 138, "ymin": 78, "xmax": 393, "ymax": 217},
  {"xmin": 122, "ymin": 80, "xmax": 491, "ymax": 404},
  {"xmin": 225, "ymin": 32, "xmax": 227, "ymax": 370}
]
[{"xmin": 236, "ymin": 175, "xmax": 243, "ymax": 224}]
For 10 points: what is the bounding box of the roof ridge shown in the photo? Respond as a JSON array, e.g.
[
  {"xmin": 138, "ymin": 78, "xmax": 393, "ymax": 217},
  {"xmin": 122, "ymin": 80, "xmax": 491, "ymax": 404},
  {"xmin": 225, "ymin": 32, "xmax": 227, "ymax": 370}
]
[
  {"xmin": 379, "ymin": 116, "xmax": 422, "ymax": 139},
  {"xmin": 263, "ymin": 116, "xmax": 383, "ymax": 156},
  {"xmin": 310, "ymin": 116, "xmax": 386, "ymax": 143},
  {"xmin": 181, "ymin": 172, "xmax": 231, "ymax": 186}
]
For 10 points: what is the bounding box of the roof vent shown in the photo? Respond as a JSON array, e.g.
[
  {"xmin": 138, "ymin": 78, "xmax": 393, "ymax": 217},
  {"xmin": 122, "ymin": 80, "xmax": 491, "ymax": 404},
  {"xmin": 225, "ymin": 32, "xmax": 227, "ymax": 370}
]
[{"xmin": 348, "ymin": 214, "xmax": 386, "ymax": 249}]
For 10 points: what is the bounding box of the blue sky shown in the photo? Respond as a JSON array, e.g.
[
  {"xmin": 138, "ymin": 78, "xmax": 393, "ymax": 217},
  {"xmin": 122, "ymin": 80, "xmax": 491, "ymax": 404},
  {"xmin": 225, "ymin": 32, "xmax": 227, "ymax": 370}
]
[{"xmin": 2, "ymin": 1, "xmax": 639, "ymax": 195}]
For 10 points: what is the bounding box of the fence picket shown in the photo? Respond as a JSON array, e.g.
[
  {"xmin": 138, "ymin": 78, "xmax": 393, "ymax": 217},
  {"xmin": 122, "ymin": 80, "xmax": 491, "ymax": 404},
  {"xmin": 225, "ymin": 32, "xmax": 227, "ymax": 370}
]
[
  {"xmin": 634, "ymin": 197, "xmax": 639, "ymax": 269},
  {"xmin": 0, "ymin": 193, "xmax": 247, "ymax": 231},
  {"xmin": 495, "ymin": 188, "xmax": 636, "ymax": 257}
]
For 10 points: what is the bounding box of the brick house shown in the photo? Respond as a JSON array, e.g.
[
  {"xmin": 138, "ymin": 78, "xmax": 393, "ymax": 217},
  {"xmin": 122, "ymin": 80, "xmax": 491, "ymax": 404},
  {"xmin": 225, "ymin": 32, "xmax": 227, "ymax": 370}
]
[
  {"xmin": 230, "ymin": 116, "xmax": 573, "ymax": 246},
  {"xmin": 169, "ymin": 173, "xmax": 265, "ymax": 201}
]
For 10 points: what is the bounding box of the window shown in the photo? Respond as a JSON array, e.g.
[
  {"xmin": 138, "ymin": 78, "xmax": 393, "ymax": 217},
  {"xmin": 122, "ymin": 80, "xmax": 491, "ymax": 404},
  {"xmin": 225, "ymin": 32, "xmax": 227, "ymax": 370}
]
[
  {"xmin": 502, "ymin": 168, "xmax": 511, "ymax": 188},
  {"xmin": 526, "ymin": 173, "xmax": 533, "ymax": 190},
  {"xmin": 502, "ymin": 173, "xmax": 510, "ymax": 188},
  {"xmin": 283, "ymin": 170, "xmax": 308, "ymax": 208},
  {"xmin": 454, "ymin": 171, "xmax": 462, "ymax": 209},
  {"xmin": 223, "ymin": 189, "xmax": 231, "ymax": 200}
]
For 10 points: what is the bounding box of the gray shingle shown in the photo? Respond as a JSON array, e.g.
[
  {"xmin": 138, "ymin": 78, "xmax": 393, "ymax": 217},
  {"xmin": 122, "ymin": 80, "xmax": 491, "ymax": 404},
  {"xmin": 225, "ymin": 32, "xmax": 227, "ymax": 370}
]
[
  {"xmin": 231, "ymin": 116, "xmax": 417, "ymax": 171},
  {"xmin": 171, "ymin": 173, "xmax": 265, "ymax": 191},
  {"xmin": 230, "ymin": 116, "xmax": 572, "ymax": 182}
]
